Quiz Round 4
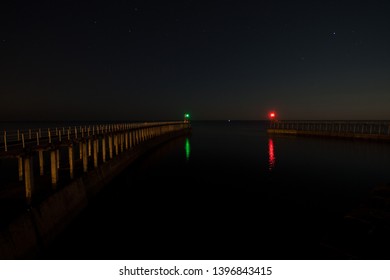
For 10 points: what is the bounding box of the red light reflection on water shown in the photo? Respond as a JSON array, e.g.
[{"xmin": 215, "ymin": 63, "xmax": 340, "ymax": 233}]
[{"xmin": 268, "ymin": 138, "xmax": 275, "ymax": 171}]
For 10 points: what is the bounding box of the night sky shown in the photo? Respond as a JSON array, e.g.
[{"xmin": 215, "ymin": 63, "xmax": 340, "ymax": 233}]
[{"xmin": 1, "ymin": 0, "xmax": 390, "ymax": 121}]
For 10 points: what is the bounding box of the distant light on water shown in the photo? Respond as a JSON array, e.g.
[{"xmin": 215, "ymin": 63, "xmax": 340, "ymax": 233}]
[
  {"xmin": 184, "ymin": 113, "xmax": 191, "ymax": 123},
  {"xmin": 268, "ymin": 138, "xmax": 275, "ymax": 171}
]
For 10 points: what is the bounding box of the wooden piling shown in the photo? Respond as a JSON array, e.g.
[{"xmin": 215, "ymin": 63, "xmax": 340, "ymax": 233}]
[
  {"xmin": 93, "ymin": 140, "xmax": 98, "ymax": 168},
  {"xmin": 69, "ymin": 145, "xmax": 74, "ymax": 179},
  {"xmin": 109, "ymin": 135, "xmax": 113, "ymax": 159},
  {"xmin": 102, "ymin": 136, "xmax": 106, "ymax": 163},
  {"xmin": 88, "ymin": 139, "xmax": 92, "ymax": 157},
  {"xmin": 135, "ymin": 130, "xmax": 139, "ymax": 145},
  {"xmin": 56, "ymin": 150, "xmax": 60, "ymax": 169},
  {"xmin": 120, "ymin": 134, "xmax": 124, "ymax": 152},
  {"xmin": 114, "ymin": 135, "xmax": 119, "ymax": 156},
  {"xmin": 125, "ymin": 133, "xmax": 129, "ymax": 149},
  {"xmin": 18, "ymin": 157, "xmax": 23, "ymax": 181},
  {"xmin": 39, "ymin": 150, "xmax": 44, "ymax": 175},
  {"xmin": 24, "ymin": 157, "xmax": 34, "ymax": 205},
  {"xmin": 83, "ymin": 142, "xmax": 88, "ymax": 172},
  {"xmin": 50, "ymin": 150, "xmax": 58, "ymax": 188}
]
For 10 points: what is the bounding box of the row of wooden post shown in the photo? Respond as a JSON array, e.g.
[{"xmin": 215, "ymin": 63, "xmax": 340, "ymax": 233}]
[{"xmin": 13, "ymin": 123, "xmax": 187, "ymax": 205}]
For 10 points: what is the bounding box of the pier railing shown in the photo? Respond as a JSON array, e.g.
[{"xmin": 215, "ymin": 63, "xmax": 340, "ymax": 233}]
[
  {"xmin": 1, "ymin": 121, "xmax": 184, "ymax": 153},
  {"xmin": 268, "ymin": 120, "xmax": 390, "ymax": 136}
]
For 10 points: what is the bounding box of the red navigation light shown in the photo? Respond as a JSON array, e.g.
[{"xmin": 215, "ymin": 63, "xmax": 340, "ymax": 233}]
[{"xmin": 269, "ymin": 112, "xmax": 276, "ymax": 119}]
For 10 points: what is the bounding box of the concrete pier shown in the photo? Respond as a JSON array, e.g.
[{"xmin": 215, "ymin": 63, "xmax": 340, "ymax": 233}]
[
  {"xmin": 0, "ymin": 122, "xmax": 190, "ymax": 259},
  {"xmin": 0, "ymin": 121, "xmax": 190, "ymax": 207},
  {"xmin": 268, "ymin": 120, "xmax": 390, "ymax": 142}
]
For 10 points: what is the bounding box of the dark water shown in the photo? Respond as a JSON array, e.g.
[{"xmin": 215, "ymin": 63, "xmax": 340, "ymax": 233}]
[{"xmin": 40, "ymin": 121, "xmax": 390, "ymax": 259}]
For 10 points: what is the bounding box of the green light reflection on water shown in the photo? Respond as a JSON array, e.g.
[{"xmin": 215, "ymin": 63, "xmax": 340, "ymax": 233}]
[{"xmin": 185, "ymin": 138, "xmax": 190, "ymax": 161}]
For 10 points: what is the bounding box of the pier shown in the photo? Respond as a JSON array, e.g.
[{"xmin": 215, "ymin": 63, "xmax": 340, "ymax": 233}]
[
  {"xmin": 0, "ymin": 121, "xmax": 190, "ymax": 259},
  {"xmin": 267, "ymin": 120, "xmax": 390, "ymax": 141}
]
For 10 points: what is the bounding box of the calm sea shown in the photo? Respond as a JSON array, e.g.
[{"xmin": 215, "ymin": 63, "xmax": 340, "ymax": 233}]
[{"xmin": 7, "ymin": 120, "xmax": 390, "ymax": 259}]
